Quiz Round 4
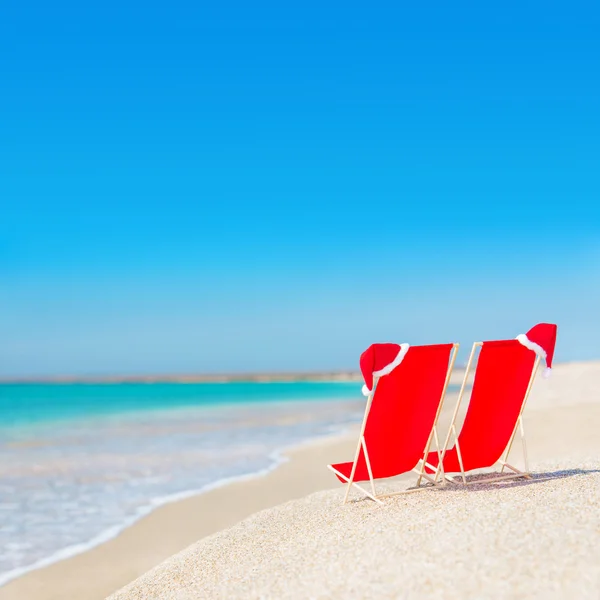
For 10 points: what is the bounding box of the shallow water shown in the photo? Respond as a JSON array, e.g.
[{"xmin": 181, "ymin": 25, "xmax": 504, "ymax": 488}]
[{"xmin": 0, "ymin": 383, "xmax": 363, "ymax": 584}]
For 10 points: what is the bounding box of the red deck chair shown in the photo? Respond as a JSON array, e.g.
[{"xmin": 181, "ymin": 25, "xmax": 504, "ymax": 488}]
[
  {"xmin": 427, "ymin": 323, "xmax": 557, "ymax": 484},
  {"xmin": 328, "ymin": 342, "xmax": 459, "ymax": 504}
]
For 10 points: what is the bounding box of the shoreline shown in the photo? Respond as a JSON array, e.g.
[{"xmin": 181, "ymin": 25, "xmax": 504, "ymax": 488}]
[
  {"xmin": 0, "ymin": 369, "xmax": 472, "ymax": 389},
  {"xmin": 0, "ymin": 448, "xmax": 292, "ymax": 589},
  {"xmin": 0, "ymin": 372, "xmax": 363, "ymax": 384},
  {"xmin": 0, "ymin": 428, "xmax": 361, "ymax": 600},
  {"xmin": 0, "ymin": 384, "xmax": 367, "ymax": 592},
  {"xmin": 0, "ymin": 365, "xmax": 481, "ymax": 385}
]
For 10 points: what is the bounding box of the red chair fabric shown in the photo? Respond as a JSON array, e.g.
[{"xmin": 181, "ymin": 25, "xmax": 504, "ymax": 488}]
[
  {"xmin": 331, "ymin": 344, "xmax": 454, "ymax": 483},
  {"xmin": 427, "ymin": 340, "xmax": 536, "ymax": 474}
]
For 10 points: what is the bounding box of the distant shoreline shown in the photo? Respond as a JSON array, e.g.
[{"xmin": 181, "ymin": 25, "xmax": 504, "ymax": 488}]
[
  {"xmin": 0, "ymin": 362, "xmax": 503, "ymax": 385},
  {"xmin": 0, "ymin": 372, "xmax": 364, "ymax": 385}
]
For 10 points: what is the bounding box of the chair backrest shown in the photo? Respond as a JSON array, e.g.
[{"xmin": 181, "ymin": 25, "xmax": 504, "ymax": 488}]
[
  {"xmin": 352, "ymin": 343, "xmax": 454, "ymax": 481},
  {"xmin": 454, "ymin": 340, "xmax": 536, "ymax": 471}
]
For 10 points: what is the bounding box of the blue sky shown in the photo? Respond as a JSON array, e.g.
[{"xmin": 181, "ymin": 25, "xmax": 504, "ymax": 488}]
[{"xmin": 1, "ymin": 2, "xmax": 599, "ymax": 376}]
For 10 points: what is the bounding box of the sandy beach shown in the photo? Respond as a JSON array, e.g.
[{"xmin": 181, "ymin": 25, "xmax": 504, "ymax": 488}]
[{"xmin": 2, "ymin": 361, "xmax": 600, "ymax": 599}]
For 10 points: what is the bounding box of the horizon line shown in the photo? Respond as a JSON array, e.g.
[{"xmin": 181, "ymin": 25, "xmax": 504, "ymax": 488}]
[{"xmin": 0, "ymin": 358, "xmax": 593, "ymax": 384}]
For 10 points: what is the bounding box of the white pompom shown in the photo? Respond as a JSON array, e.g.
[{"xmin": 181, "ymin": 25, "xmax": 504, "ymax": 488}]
[
  {"xmin": 361, "ymin": 384, "xmax": 371, "ymax": 396},
  {"xmin": 542, "ymin": 367, "xmax": 552, "ymax": 379}
]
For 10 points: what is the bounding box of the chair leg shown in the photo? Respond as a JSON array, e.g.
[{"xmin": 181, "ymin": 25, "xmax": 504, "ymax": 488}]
[
  {"xmin": 361, "ymin": 437, "xmax": 377, "ymax": 499},
  {"xmin": 497, "ymin": 460, "xmax": 532, "ymax": 480},
  {"xmin": 453, "ymin": 429, "xmax": 467, "ymax": 484},
  {"xmin": 328, "ymin": 466, "xmax": 383, "ymax": 505},
  {"xmin": 519, "ymin": 417, "xmax": 530, "ymax": 474}
]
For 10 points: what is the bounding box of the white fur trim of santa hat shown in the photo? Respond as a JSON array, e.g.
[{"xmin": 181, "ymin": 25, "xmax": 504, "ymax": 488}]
[{"xmin": 515, "ymin": 333, "xmax": 551, "ymax": 378}]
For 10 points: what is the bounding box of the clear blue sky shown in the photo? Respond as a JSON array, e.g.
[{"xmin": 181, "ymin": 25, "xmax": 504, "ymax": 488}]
[{"xmin": 1, "ymin": 2, "xmax": 599, "ymax": 376}]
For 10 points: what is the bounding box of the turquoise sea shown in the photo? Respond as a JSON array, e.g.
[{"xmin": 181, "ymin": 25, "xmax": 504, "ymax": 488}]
[
  {"xmin": 0, "ymin": 381, "xmax": 363, "ymax": 429},
  {"xmin": 0, "ymin": 382, "xmax": 364, "ymax": 586}
]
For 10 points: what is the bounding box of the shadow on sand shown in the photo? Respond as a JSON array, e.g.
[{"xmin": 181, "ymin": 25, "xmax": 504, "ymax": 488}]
[
  {"xmin": 347, "ymin": 468, "xmax": 600, "ymax": 504},
  {"xmin": 419, "ymin": 467, "xmax": 600, "ymax": 493}
]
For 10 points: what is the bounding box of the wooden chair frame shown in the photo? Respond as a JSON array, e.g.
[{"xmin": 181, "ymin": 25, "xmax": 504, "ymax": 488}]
[
  {"xmin": 328, "ymin": 344, "xmax": 459, "ymax": 504},
  {"xmin": 435, "ymin": 342, "xmax": 540, "ymax": 486}
]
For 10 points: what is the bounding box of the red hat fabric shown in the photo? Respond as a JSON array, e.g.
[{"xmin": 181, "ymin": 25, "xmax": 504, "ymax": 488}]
[
  {"xmin": 516, "ymin": 323, "xmax": 558, "ymax": 378},
  {"xmin": 359, "ymin": 342, "xmax": 410, "ymax": 396}
]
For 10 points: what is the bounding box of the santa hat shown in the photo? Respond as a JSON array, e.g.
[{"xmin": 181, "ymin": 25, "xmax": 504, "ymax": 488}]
[
  {"xmin": 359, "ymin": 342, "xmax": 410, "ymax": 396},
  {"xmin": 516, "ymin": 323, "xmax": 558, "ymax": 378}
]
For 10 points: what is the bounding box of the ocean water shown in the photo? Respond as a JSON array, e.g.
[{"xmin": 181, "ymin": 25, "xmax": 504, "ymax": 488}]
[{"xmin": 0, "ymin": 382, "xmax": 364, "ymax": 586}]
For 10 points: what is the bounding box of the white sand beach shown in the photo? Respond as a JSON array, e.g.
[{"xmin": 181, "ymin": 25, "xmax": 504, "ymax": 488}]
[
  {"xmin": 111, "ymin": 457, "xmax": 600, "ymax": 600},
  {"xmin": 2, "ymin": 361, "xmax": 599, "ymax": 600}
]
